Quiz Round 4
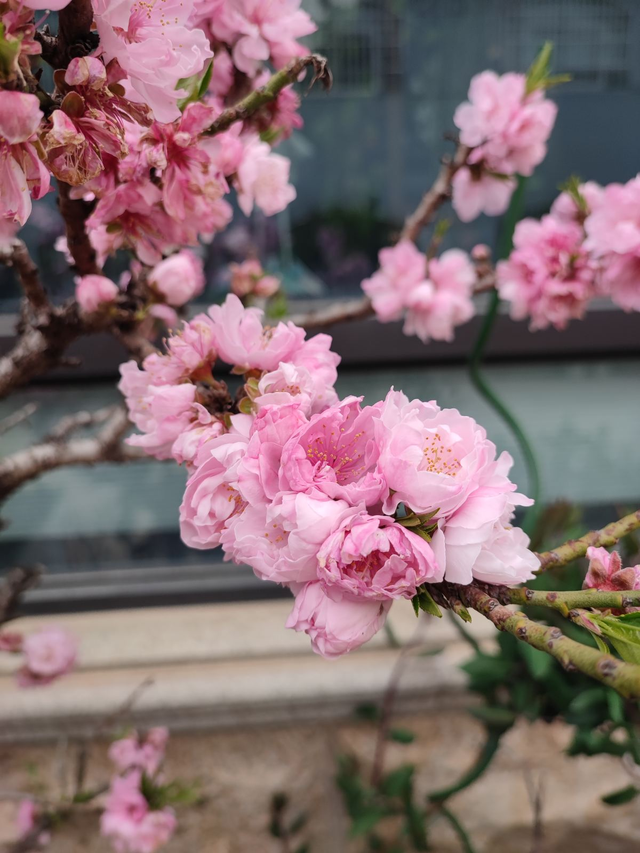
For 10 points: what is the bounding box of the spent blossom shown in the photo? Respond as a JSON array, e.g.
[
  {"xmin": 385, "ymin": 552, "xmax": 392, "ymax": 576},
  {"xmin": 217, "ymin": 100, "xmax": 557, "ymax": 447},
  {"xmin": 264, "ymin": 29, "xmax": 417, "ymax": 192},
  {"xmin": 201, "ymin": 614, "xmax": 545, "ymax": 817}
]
[{"xmin": 584, "ymin": 546, "xmax": 640, "ymax": 592}]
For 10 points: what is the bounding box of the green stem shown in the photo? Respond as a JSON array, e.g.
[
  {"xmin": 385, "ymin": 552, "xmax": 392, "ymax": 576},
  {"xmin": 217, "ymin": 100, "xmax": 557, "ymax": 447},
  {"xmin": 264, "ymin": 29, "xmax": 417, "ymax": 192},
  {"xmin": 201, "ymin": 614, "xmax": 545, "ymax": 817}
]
[
  {"xmin": 428, "ymin": 728, "xmax": 502, "ymax": 803},
  {"xmin": 536, "ymin": 509, "xmax": 640, "ymax": 572},
  {"xmin": 462, "ymin": 585, "xmax": 640, "ymax": 698},
  {"xmin": 468, "ymin": 177, "xmax": 541, "ymax": 534},
  {"xmin": 437, "ymin": 806, "xmax": 478, "ymax": 853},
  {"xmin": 506, "ymin": 586, "xmax": 640, "ymax": 615},
  {"xmin": 206, "ymin": 54, "xmax": 330, "ymax": 136}
]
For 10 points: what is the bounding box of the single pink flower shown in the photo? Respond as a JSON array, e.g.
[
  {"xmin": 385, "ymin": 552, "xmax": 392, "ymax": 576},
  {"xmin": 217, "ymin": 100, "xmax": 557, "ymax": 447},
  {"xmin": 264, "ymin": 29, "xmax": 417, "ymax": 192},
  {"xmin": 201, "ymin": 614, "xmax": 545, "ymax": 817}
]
[
  {"xmin": 584, "ymin": 546, "xmax": 640, "ymax": 592},
  {"xmin": 229, "ymin": 258, "xmax": 280, "ymax": 298},
  {"xmin": 0, "ymin": 91, "xmax": 50, "ymax": 226},
  {"xmin": 93, "ymin": 0, "xmax": 213, "ymax": 123},
  {"xmin": 318, "ymin": 513, "xmax": 443, "ymax": 600},
  {"xmin": 255, "ymin": 361, "xmax": 339, "ymax": 416},
  {"xmin": 16, "ymin": 799, "xmax": 50, "ymax": 847},
  {"xmin": 286, "ymin": 582, "xmax": 390, "ymax": 658},
  {"xmin": 75, "ymin": 274, "xmax": 119, "ymax": 313},
  {"xmin": 235, "ymin": 136, "xmax": 296, "ymax": 216},
  {"xmin": 149, "ymin": 251, "xmax": 205, "ymax": 307},
  {"xmin": 18, "ymin": 627, "xmax": 77, "ymax": 688},
  {"xmin": 278, "ymin": 397, "xmax": 388, "ymax": 506},
  {"xmin": 108, "ymin": 727, "xmax": 169, "ymax": 776},
  {"xmin": 101, "ymin": 771, "xmax": 176, "ymax": 853},
  {"xmin": 362, "ymin": 240, "xmax": 427, "ymax": 322},
  {"xmin": 208, "ymin": 293, "xmax": 306, "ymax": 371},
  {"xmin": 497, "ymin": 216, "xmax": 597, "ymax": 330},
  {"xmin": 180, "ymin": 423, "xmax": 251, "ymax": 549},
  {"xmin": 451, "ymin": 167, "xmax": 516, "ymax": 223}
]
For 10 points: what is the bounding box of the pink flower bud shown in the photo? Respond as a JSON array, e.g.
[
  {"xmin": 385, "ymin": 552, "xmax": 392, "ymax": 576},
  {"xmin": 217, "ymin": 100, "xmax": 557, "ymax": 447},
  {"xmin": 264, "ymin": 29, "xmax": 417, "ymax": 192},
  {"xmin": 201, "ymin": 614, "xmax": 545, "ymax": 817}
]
[
  {"xmin": 75, "ymin": 275, "xmax": 119, "ymax": 314},
  {"xmin": 148, "ymin": 251, "xmax": 205, "ymax": 307}
]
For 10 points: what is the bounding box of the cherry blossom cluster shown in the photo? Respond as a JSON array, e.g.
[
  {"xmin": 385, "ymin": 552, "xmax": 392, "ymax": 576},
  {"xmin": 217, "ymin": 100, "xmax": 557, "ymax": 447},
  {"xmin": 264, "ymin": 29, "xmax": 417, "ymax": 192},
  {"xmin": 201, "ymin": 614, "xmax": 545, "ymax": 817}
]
[
  {"xmin": 0, "ymin": 0, "xmax": 312, "ymax": 262},
  {"xmin": 362, "ymin": 242, "xmax": 476, "ymax": 343},
  {"xmin": 0, "ymin": 625, "xmax": 77, "ymax": 687},
  {"xmin": 497, "ymin": 177, "xmax": 640, "ymax": 329},
  {"xmin": 101, "ymin": 728, "xmax": 177, "ymax": 853},
  {"xmin": 120, "ymin": 296, "xmax": 537, "ymax": 658},
  {"xmin": 451, "ymin": 69, "xmax": 558, "ymax": 222}
]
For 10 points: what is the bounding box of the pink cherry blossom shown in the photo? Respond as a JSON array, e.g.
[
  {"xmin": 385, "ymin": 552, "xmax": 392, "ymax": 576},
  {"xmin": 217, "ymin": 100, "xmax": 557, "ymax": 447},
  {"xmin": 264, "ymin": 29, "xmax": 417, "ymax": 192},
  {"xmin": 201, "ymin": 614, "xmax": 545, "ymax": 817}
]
[
  {"xmin": 255, "ymin": 361, "xmax": 338, "ymax": 416},
  {"xmin": 237, "ymin": 402, "xmax": 308, "ymax": 505},
  {"xmin": 180, "ymin": 424, "xmax": 251, "ymax": 548},
  {"xmin": 93, "ymin": 0, "xmax": 213, "ymax": 124},
  {"xmin": 100, "ymin": 771, "xmax": 176, "ymax": 853},
  {"xmin": 451, "ymin": 167, "xmax": 516, "ymax": 223},
  {"xmin": 119, "ymin": 362, "xmax": 198, "ymax": 460},
  {"xmin": 149, "ymin": 251, "xmax": 205, "ymax": 307},
  {"xmin": 171, "ymin": 407, "xmax": 226, "ymax": 469},
  {"xmin": 75, "ymin": 274, "xmax": 119, "ymax": 313},
  {"xmin": 403, "ymin": 249, "xmax": 476, "ymax": 343},
  {"xmin": 550, "ymin": 181, "xmax": 603, "ymax": 223},
  {"xmin": 229, "ymin": 259, "xmax": 280, "ymax": 297},
  {"xmin": 0, "ymin": 91, "xmax": 50, "ymax": 226},
  {"xmin": 278, "ymin": 397, "xmax": 388, "ymax": 506},
  {"xmin": 286, "ymin": 582, "xmax": 390, "ymax": 658},
  {"xmin": 598, "ymin": 254, "xmax": 640, "ymax": 313},
  {"xmin": 362, "ymin": 240, "xmax": 427, "ymax": 322},
  {"xmin": 235, "ymin": 137, "xmax": 296, "ymax": 216},
  {"xmin": 497, "ymin": 215, "xmax": 597, "ymax": 330},
  {"xmin": 208, "ymin": 293, "xmax": 306, "ymax": 371},
  {"xmin": 16, "ymin": 800, "xmax": 50, "ymax": 847},
  {"xmin": 225, "ymin": 494, "xmax": 356, "ymax": 585},
  {"xmin": 318, "ymin": 513, "xmax": 444, "ymax": 600},
  {"xmin": 584, "ymin": 546, "xmax": 640, "ymax": 592},
  {"xmin": 585, "ymin": 176, "xmax": 640, "ymax": 256},
  {"xmin": 456, "ymin": 522, "xmax": 537, "ymax": 586},
  {"xmin": 108, "ymin": 728, "xmax": 169, "ymax": 777},
  {"xmin": 144, "ymin": 314, "xmax": 218, "ymax": 385},
  {"xmin": 454, "ymin": 70, "xmax": 557, "ymax": 177},
  {"xmin": 18, "ymin": 626, "xmax": 77, "ymax": 688}
]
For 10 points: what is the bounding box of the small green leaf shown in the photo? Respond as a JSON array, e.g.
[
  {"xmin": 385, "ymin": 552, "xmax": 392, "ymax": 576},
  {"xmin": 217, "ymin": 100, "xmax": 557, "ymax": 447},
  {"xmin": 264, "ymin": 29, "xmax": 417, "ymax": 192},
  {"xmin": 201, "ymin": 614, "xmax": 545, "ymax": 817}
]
[
  {"xmin": 518, "ymin": 642, "xmax": 554, "ymax": 680},
  {"xmin": 354, "ymin": 702, "xmax": 380, "ymax": 722},
  {"xmin": 602, "ymin": 785, "xmax": 640, "ymax": 806},
  {"xmin": 411, "ymin": 588, "xmax": 442, "ymax": 618},
  {"xmin": 349, "ymin": 808, "xmax": 388, "ymax": 837},
  {"xmin": 380, "ymin": 765, "xmax": 414, "ymax": 798},
  {"xmin": 606, "ymin": 688, "xmax": 626, "ymax": 724},
  {"xmin": 468, "ymin": 705, "xmax": 517, "ymax": 730},
  {"xmin": 387, "ymin": 727, "xmax": 415, "ymax": 744}
]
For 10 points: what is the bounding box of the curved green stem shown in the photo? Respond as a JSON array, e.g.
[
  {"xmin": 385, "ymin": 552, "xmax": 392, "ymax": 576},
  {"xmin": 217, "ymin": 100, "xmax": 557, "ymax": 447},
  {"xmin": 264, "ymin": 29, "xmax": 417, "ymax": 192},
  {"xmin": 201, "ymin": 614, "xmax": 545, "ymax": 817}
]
[
  {"xmin": 428, "ymin": 727, "xmax": 502, "ymax": 803},
  {"xmin": 437, "ymin": 805, "xmax": 478, "ymax": 853},
  {"xmin": 469, "ymin": 177, "xmax": 541, "ymax": 533}
]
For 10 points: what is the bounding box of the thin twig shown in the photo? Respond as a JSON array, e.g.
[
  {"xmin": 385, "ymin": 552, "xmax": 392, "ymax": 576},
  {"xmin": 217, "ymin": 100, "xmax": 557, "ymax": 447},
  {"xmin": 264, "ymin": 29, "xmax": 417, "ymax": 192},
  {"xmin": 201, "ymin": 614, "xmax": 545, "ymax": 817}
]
[
  {"xmin": 0, "ymin": 242, "xmax": 49, "ymax": 314},
  {"xmin": 0, "ymin": 406, "xmax": 146, "ymax": 504},
  {"xmin": 0, "ymin": 403, "xmax": 38, "ymax": 437},
  {"xmin": 207, "ymin": 54, "xmax": 332, "ymax": 137},
  {"xmin": 536, "ymin": 510, "xmax": 640, "ymax": 572},
  {"xmin": 400, "ymin": 143, "xmax": 470, "ymax": 243},
  {"xmin": 0, "ymin": 566, "xmax": 43, "ymax": 628}
]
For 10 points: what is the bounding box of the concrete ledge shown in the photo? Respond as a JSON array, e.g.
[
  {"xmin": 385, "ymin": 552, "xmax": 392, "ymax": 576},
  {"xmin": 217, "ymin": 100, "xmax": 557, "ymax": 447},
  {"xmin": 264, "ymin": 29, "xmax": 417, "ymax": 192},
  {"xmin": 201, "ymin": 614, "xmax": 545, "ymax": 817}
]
[{"xmin": 0, "ymin": 600, "xmax": 494, "ymax": 742}]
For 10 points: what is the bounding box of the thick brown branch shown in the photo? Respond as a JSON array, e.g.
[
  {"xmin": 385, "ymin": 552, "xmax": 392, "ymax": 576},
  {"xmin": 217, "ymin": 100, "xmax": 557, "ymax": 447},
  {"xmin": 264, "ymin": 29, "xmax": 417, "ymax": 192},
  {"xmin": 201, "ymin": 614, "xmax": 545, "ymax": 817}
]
[
  {"xmin": 0, "ymin": 566, "xmax": 43, "ymax": 628},
  {"xmin": 37, "ymin": 0, "xmax": 99, "ymax": 69},
  {"xmin": 400, "ymin": 143, "xmax": 470, "ymax": 243},
  {"xmin": 536, "ymin": 510, "xmax": 640, "ymax": 573},
  {"xmin": 207, "ymin": 54, "xmax": 331, "ymax": 137},
  {"xmin": 0, "ymin": 406, "xmax": 145, "ymax": 503},
  {"xmin": 57, "ymin": 180, "xmax": 100, "ymax": 276},
  {"xmin": 0, "ymin": 241, "xmax": 49, "ymax": 314}
]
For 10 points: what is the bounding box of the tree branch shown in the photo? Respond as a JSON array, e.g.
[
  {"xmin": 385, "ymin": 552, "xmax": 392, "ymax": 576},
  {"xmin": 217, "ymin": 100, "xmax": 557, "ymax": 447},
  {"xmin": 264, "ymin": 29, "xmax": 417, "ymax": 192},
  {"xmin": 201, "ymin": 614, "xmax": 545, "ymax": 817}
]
[
  {"xmin": 0, "ymin": 403, "xmax": 38, "ymax": 437},
  {"xmin": 0, "ymin": 406, "xmax": 145, "ymax": 504},
  {"xmin": 57, "ymin": 180, "xmax": 100, "ymax": 276},
  {"xmin": 505, "ymin": 587, "xmax": 640, "ymax": 615},
  {"xmin": 400, "ymin": 143, "xmax": 470, "ymax": 243},
  {"xmin": 460, "ymin": 585, "xmax": 640, "ymax": 699},
  {"xmin": 207, "ymin": 54, "xmax": 332, "ymax": 137},
  {"xmin": 0, "ymin": 566, "xmax": 43, "ymax": 628},
  {"xmin": 536, "ymin": 510, "xmax": 640, "ymax": 573},
  {"xmin": 0, "ymin": 241, "xmax": 49, "ymax": 315}
]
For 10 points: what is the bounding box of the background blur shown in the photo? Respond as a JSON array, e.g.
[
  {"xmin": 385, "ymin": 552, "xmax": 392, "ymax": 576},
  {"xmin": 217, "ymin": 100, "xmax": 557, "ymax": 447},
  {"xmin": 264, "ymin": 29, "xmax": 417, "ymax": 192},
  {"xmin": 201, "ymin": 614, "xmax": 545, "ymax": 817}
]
[{"xmin": 1, "ymin": 0, "xmax": 640, "ymax": 614}]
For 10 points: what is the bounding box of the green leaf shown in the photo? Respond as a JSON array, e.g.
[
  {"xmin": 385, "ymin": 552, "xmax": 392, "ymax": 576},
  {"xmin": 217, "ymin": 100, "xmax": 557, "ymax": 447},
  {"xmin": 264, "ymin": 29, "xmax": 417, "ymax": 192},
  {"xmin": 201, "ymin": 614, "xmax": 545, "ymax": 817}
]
[
  {"xmin": 559, "ymin": 175, "xmax": 588, "ymax": 214},
  {"xmin": 592, "ymin": 613, "xmax": 640, "ymax": 663},
  {"xmin": 468, "ymin": 705, "xmax": 517, "ymax": 730},
  {"xmin": 380, "ymin": 765, "xmax": 414, "ymax": 799},
  {"xmin": 518, "ymin": 642, "xmax": 554, "ymax": 680},
  {"xmin": 0, "ymin": 22, "xmax": 20, "ymax": 82},
  {"xmin": 411, "ymin": 588, "xmax": 442, "ymax": 618},
  {"xmin": 606, "ymin": 688, "xmax": 626, "ymax": 724},
  {"xmin": 349, "ymin": 808, "xmax": 388, "ymax": 837},
  {"xmin": 354, "ymin": 702, "xmax": 380, "ymax": 722},
  {"xmin": 525, "ymin": 41, "xmax": 553, "ymax": 94},
  {"xmin": 177, "ymin": 59, "xmax": 213, "ymax": 109},
  {"xmin": 602, "ymin": 785, "xmax": 640, "ymax": 806},
  {"xmin": 387, "ymin": 727, "xmax": 415, "ymax": 744}
]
